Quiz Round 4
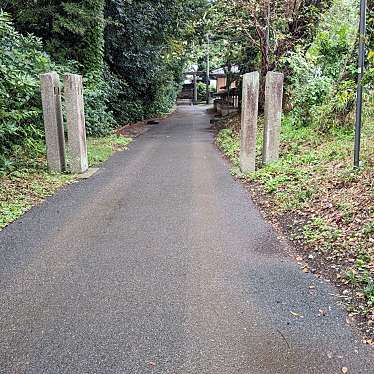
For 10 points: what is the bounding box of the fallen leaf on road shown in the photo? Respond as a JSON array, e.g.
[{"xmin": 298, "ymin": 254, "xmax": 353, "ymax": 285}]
[
  {"xmin": 290, "ymin": 311, "xmax": 304, "ymax": 318},
  {"xmin": 342, "ymin": 367, "xmax": 348, "ymax": 373}
]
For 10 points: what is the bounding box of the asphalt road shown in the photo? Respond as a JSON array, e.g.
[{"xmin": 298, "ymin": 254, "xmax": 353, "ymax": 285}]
[{"xmin": 0, "ymin": 105, "xmax": 373, "ymax": 373}]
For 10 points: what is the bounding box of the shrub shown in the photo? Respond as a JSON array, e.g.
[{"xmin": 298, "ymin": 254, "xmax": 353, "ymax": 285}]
[
  {"xmin": 0, "ymin": 11, "xmax": 54, "ymax": 169},
  {"xmin": 104, "ymin": 69, "xmax": 145, "ymax": 125},
  {"xmin": 0, "ymin": 11, "xmax": 117, "ymax": 175},
  {"xmin": 146, "ymin": 80, "xmax": 180, "ymax": 117},
  {"xmin": 83, "ymin": 70, "xmax": 115, "ymax": 136},
  {"xmin": 286, "ymin": 0, "xmax": 359, "ymax": 130}
]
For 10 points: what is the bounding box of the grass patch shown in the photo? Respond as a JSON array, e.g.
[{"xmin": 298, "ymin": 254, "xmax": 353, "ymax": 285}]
[
  {"xmin": 0, "ymin": 171, "xmax": 74, "ymax": 229},
  {"xmin": 87, "ymin": 134, "xmax": 132, "ymax": 167},
  {"xmin": 0, "ymin": 134, "xmax": 132, "ymax": 230}
]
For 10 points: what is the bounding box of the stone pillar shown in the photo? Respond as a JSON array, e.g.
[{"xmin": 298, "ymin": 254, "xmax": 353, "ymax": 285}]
[
  {"xmin": 240, "ymin": 72, "xmax": 259, "ymax": 173},
  {"xmin": 193, "ymin": 73, "xmax": 198, "ymax": 104},
  {"xmin": 64, "ymin": 74, "xmax": 88, "ymax": 174},
  {"xmin": 263, "ymin": 72, "xmax": 284, "ymax": 164},
  {"xmin": 40, "ymin": 72, "xmax": 66, "ymax": 172}
]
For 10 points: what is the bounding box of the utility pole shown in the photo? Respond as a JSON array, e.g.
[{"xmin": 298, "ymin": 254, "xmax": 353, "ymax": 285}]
[
  {"xmin": 193, "ymin": 73, "xmax": 198, "ymax": 104},
  {"xmin": 354, "ymin": 0, "xmax": 367, "ymax": 168},
  {"xmin": 206, "ymin": 34, "xmax": 210, "ymax": 105}
]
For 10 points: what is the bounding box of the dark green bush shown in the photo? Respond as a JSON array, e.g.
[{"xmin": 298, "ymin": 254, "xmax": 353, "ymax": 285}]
[
  {"xmin": 0, "ymin": 1, "xmax": 206, "ymax": 174},
  {"xmin": 83, "ymin": 70, "xmax": 115, "ymax": 136},
  {"xmin": 0, "ymin": 11, "xmax": 115, "ymax": 174},
  {"xmin": 104, "ymin": 69, "xmax": 145, "ymax": 125},
  {"xmin": 286, "ymin": 0, "xmax": 359, "ymax": 130},
  {"xmin": 0, "ymin": 11, "xmax": 52, "ymax": 161},
  {"xmin": 146, "ymin": 80, "xmax": 180, "ymax": 117}
]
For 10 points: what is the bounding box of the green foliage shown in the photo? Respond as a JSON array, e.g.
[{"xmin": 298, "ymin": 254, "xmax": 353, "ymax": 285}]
[
  {"xmin": 366, "ymin": 0, "xmax": 374, "ymax": 86},
  {"xmin": 0, "ymin": 11, "xmax": 53, "ymax": 169},
  {"xmin": 83, "ymin": 69, "xmax": 115, "ymax": 135},
  {"xmin": 87, "ymin": 134, "xmax": 132, "ymax": 166},
  {"xmin": 3, "ymin": 0, "xmax": 206, "ymax": 134},
  {"xmin": 197, "ymin": 82, "xmax": 206, "ymax": 102},
  {"xmin": 345, "ymin": 251, "xmax": 374, "ymax": 310},
  {"xmin": 216, "ymin": 128, "xmax": 240, "ymax": 166},
  {"xmin": 286, "ymin": 0, "xmax": 359, "ymax": 130},
  {"xmin": 4, "ymin": 0, "xmax": 114, "ymax": 135},
  {"xmin": 0, "ymin": 134, "xmax": 131, "ymax": 229},
  {"xmin": 196, "ymin": 81, "xmax": 215, "ymax": 101},
  {"xmin": 57, "ymin": 0, "xmax": 105, "ymax": 74},
  {"xmin": 1, "ymin": 0, "xmax": 207, "ymax": 168},
  {"xmin": 365, "ymin": 281, "xmax": 374, "ymax": 307},
  {"xmin": 146, "ymin": 80, "xmax": 180, "ymax": 117},
  {"xmin": 5, "ymin": 0, "xmax": 106, "ymax": 74},
  {"xmin": 103, "ymin": 70, "xmax": 144, "ymax": 125},
  {"xmin": 0, "ymin": 11, "xmax": 115, "ymax": 175},
  {"xmin": 0, "ymin": 171, "xmax": 74, "ymax": 230},
  {"xmin": 104, "ymin": 0, "xmax": 205, "ymax": 121}
]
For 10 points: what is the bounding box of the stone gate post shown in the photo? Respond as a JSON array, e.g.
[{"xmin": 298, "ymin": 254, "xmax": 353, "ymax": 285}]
[
  {"xmin": 40, "ymin": 72, "xmax": 66, "ymax": 172},
  {"xmin": 263, "ymin": 72, "xmax": 284, "ymax": 164},
  {"xmin": 240, "ymin": 72, "xmax": 259, "ymax": 173},
  {"xmin": 64, "ymin": 74, "xmax": 88, "ymax": 174}
]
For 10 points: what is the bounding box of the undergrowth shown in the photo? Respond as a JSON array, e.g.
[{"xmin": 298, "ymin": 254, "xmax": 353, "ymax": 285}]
[
  {"xmin": 0, "ymin": 134, "xmax": 132, "ymax": 230},
  {"xmin": 216, "ymin": 112, "xmax": 374, "ymax": 329}
]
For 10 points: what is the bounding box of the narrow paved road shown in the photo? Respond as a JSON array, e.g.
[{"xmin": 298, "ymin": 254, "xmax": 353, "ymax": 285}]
[{"xmin": 1, "ymin": 105, "xmax": 373, "ymax": 373}]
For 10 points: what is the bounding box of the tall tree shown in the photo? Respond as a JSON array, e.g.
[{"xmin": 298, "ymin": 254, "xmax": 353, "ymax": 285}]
[
  {"xmin": 4, "ymin": 0, "xmax": 105, "ymax": 73},
  {"xmin": 206, "ymin": 0, "xmax": 332, "ymax": 76}
]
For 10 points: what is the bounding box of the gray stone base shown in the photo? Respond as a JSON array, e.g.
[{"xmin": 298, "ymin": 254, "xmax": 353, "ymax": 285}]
[{"xmin": 76, "ymin": 168, "xmax": 100, "ymax": 179}]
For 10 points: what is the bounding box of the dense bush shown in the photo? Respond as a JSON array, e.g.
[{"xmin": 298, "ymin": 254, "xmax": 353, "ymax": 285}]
[
  {"xmin": 83, "ymin": 70, "xmax": 115, "ymax": 135},
  {"xmin": 286, "ymin": 0, "xmax": 359, "ymax": 130},
  {"xmin": 104, "ymin": 0, "xmax": 205, "ymax": 121},
  {"xmin": 0, "ymin": 10, "xmax": 118, "ymax": 174},
  {"xmin": 4, "ymin": 0, "xmax": 106, "ymax": 74},
  {"xmin": 0, "ymin": 11, "xmax": 53, "ymax": 170},
  {"xmin": 146, "ymin": 80, "xmax": 181, "ymax": 117},
  {"xmin": 197, "ymin": 82, "xmax": 207, "ymax": 102},
  {"xmin": 1, "ymin": 0, "xmax": 205, "ymax": 147}
]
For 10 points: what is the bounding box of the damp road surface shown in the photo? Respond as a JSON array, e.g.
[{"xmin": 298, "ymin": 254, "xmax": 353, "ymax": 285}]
[{"xmin": 0, "ymin": 105, "xmax": 373, "ymax": 373}]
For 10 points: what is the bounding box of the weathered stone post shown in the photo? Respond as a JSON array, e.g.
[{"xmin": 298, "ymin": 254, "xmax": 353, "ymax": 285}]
[
  {"xmin": 263, "ymin": 72, "xmax": 284, "ymax": 164},
  {"xmin": 64, "ymin": 74, "xmax": 88, "ymax": 174},
  {"xmin": 40, "ymin": 72, "xmax": 66, "ymax": 172},
  {"xmin": 240, "ymin": 72, "xmax": 259, "ymax": 173}
]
